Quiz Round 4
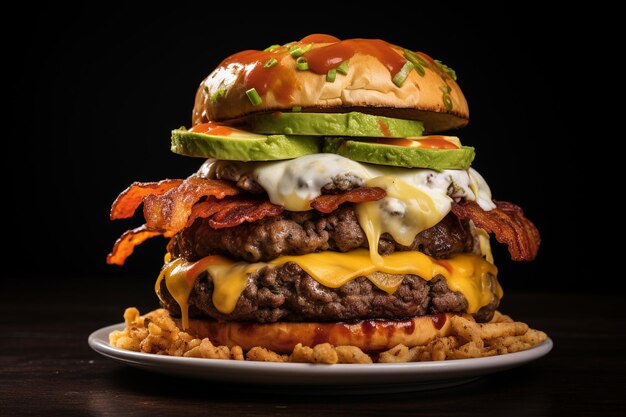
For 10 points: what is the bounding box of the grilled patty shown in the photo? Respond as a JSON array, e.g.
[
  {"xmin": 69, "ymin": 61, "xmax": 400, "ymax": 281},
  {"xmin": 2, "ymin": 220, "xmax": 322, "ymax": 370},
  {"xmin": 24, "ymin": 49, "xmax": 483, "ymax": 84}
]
[
  {"xmin": 162, "ymin": 203, "xmax": 496, "ymax": 323},
  {"xmin": 168, "ymin": 207, "xmax": 478, "ymax": 263},
  {"xmin": 159, "ymin": 261, "xmax": 499, "ymax": 324}
]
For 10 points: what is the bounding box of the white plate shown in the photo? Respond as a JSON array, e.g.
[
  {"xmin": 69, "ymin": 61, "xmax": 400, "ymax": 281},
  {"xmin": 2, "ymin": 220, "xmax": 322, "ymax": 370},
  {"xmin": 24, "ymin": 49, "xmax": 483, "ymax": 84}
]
[{"xmin": 89, "ymin": 323, "xmax": 552, "ymax": 394}]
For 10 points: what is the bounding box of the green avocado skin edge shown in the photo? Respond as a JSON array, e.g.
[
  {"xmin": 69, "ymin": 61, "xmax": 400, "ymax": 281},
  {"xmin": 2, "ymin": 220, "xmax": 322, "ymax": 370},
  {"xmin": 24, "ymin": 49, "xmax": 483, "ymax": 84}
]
[
  {"xmin": 323, "ymin": 137, "xmax": 475, "ymax": 171},
  {"xmin": 171, "ymin": 130, "xmax": 321, "ymax": 161},
  {"xmin": 245, "ymin": 112, "xmax": 425, "ymax": 138}
]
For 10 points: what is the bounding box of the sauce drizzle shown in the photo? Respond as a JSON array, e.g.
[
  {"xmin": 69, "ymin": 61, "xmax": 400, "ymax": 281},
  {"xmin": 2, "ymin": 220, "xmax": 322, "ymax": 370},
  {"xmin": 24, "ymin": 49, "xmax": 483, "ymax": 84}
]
[
  {"xmin": 190, "ymin": 122, "xmax": 236, "ymax": 136},
  {"xmin": 377, "ymin": 119, "xmax": 392, "ymax": 137},
  {"xmin": 351, "ymin": 136, "xmax": 460, "ymax": 149},
  {"xmin": 209, "ymin": 36, "xmax": 415, "ymax": 107},
  {"xmin": 218, "ymin": 50, "xmax": 297, "ymax": 102},
  {"xmin": 414, "ymin": 137, "xmax": 459, "ymax": 149},
  {"xmin": 300, "ymin": 34, "xmax": 341, "ymax": 43},
  {"xmin": 304, "ymin": 39, "xmax": 406, "ymax": 76},
  {"xmin": 431, "ymin": 313, "xmax": 447, "ymax": 330}
]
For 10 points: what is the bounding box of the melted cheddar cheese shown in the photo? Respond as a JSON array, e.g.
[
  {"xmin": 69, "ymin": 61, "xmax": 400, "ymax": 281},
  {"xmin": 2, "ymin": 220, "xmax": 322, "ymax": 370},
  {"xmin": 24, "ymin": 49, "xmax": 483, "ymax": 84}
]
[
  {"xmin": 156, "ymin": 250, "xmax": 501, "ymax": 329},
  {"xmin": 163, "ymin": 155, "xmax": 501, "ymax": 329},
  {"xmin": 355, "ymin": 176, "xmax": 444, "ymax": 265}
]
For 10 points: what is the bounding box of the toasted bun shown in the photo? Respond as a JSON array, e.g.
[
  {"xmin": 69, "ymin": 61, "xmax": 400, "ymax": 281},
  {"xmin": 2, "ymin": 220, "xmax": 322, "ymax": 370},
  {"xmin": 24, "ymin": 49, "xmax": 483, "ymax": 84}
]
[
  {"xmin": 177, "ymin": 313, "xmax": 464, "ymax": 353},
  {"xmin": 192, "ymin": 36, "xmax": 469, "ymax": 133}
]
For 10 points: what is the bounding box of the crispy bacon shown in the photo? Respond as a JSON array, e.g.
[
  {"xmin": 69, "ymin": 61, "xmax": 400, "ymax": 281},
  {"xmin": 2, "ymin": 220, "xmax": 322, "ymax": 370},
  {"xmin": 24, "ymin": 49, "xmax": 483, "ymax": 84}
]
[
  {"xmin": 451, "ymin": 200, "xmax": 541, "ymax": 261},
  {"xmin": 310, "ymin": 187, "xmax": 386, "ymax": 213},
  {"xmin": 108, "ymin": 177, "xmax": 240, "ymax": 265},
  {"xmin": 110, "ymin": 179, "xmax": 183, "ymax": 220},
  {"xmin": 107, "ymin": 225, "xmax": 163, "ymax": 266},
  {"xmin": 186, "ymin": 199, "xmax": 224, "ymax": 226},
  {"xmin": 211, "ymin": 199, "xmax": 283, "ymax": 229},
  {"xmin": 186, "ymin": 198, "xmax": 283, "ymax": 229},
  {"xmin": 143, "ymin": 177, "xmax": 240, "ymax": 233}
]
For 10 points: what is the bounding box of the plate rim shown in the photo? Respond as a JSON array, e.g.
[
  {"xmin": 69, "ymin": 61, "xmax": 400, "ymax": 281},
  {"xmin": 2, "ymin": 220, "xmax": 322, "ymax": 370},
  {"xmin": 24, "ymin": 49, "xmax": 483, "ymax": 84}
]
[{"xmin": 89, "ymin": 322, "xmax": 553, "ymax": 378}]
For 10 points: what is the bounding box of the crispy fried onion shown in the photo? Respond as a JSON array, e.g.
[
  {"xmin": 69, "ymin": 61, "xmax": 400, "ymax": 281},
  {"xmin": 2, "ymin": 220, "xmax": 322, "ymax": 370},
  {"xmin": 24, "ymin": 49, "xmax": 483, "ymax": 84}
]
[
  {"xmin": 310, "ymin": 187, "xmax": 386, "ymax": 213},
  {"xmin": 451, "ymin": 200, "xmax": 540, "ymax": 261},
  {"xmin": 107, "ymin": 225, "xmax": 163, "ymax": 266},
  {"xmin": 110, "ymin": 179, "xmax": 183, "ymax": 220},
  {"xmin": 186, "ymin": 198, "xmax": 283, "ymax": 229}
]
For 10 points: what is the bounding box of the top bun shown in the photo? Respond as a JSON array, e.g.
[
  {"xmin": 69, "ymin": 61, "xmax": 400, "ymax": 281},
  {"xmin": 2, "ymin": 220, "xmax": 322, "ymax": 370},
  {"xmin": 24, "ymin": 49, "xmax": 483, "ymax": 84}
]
[{"xmin": 192, "ymin": 34, "xmax": 469, "ymax": 133}]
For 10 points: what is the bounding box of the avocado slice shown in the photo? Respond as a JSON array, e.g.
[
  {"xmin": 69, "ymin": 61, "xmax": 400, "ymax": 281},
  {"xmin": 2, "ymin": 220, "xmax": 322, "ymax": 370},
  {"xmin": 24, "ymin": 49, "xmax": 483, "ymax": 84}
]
[
  {"xmin": 171, "ymin": 128, "xmax": 321, "ymax": 161},
  {"xmin": 323, "ymin": 137, "xmax": 475, "ymax": 170},
  {"xmin": 244, "ymin": 112, "xmax": 424, "ymax": 138}
]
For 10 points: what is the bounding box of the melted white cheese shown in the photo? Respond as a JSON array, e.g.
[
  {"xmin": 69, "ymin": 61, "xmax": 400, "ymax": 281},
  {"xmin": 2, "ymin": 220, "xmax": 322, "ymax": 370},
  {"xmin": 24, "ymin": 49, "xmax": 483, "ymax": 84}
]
[
  {"xmin": 254, "ymin": 154, "xmax": 370, "ymax": 211},
  {"xmin": 196, "ymin": 154, "xmax": 495, "ymax": 262},
  {"xmin": 198, "ymin": 154, "xmax": 494, "ymax": 209}
]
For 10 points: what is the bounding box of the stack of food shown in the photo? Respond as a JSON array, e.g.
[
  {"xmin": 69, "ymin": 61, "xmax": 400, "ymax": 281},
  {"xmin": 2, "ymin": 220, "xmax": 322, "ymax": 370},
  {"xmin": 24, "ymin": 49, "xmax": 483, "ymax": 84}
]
[{"xmin": 107, "ymin": 34, "xmax": 546, "ymax": 363}]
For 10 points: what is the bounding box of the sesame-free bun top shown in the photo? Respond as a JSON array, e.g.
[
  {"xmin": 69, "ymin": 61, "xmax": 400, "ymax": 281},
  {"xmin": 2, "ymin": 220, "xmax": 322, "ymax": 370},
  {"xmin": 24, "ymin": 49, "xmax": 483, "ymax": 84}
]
[{"xmin": 192, "ymin": 34, "xmax": 469, "ymax": 133}]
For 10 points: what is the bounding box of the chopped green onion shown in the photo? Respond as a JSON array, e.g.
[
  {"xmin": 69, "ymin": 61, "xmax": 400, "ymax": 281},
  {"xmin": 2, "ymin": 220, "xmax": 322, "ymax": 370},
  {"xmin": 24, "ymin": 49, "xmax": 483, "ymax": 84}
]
[
  {"xmin": 246, "ymin": 88, "xmax": 262, "ymax": 106},
  {"xmin": 289, "ymin": 45, "xmax": 301, "ymax": 56},
  {"xmin": 403, "ymin": 49, "xmax": 426, "ymax": 77},
  {"xmin": 403, "ymin": 49, "xmax": 429, "ymax": 67},
  {"xmin": 392, "ymin": 61, "xmax": 415, "ymax": 87},
  {"xmin": 435, "ymin": 59, "xmax": 457, "ymax": 81},
  {"xmin": 203, "ymin": 85, "xmax": 210, "ymax": 95},
  {"xmin": 291, "ymin": 106, "xmax": 302, "ymax": 112},
  {"xmin": 210, "ymin": 88, "xmax": 226, "ymax": 104},
  {"xmin": 264, "ymin": 57, "xmax": 278, "ymax": 68},
  {"xmin": 326, "ymin": 68, "xmax": 337, "ymax": 82},
  {"xmin": 442, "ymin": 93, "xmax": 453, "ymax": 110},
  {"xmin": 296, "ymin": 57, "xmax": 309, "ymax": 70},
  {"xmin": 264, "ymin": 44, "xmax": 280, "ymax": 52},
  {"xmin": 336, "ymin": 61, "xmax": 349, "ymax": 75},
  {"xmin": 439, "ymin": 84, "xmax": 452, "ymax": 94},
  {"xmin": 289, "ymin": 43, "xmax": 313, "ymax": 57}
]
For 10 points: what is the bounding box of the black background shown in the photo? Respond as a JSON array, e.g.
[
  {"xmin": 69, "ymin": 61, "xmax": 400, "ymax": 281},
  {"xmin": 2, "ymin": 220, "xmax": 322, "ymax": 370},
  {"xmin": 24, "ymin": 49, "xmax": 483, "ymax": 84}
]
[{"xmin": 7, "ymin": 6, "xmax": 580, "ymax": 292}]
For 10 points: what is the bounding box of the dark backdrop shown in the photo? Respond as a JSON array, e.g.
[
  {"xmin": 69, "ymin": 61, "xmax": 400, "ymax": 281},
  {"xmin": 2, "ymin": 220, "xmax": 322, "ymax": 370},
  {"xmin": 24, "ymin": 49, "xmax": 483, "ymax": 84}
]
[{"xmin": 6, "ymin": 6, "xmax": 580, "ymax": 292}]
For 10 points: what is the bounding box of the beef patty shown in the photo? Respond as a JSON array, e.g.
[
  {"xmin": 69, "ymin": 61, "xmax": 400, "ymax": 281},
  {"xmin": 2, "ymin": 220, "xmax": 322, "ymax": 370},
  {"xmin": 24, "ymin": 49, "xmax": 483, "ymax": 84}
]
[
  {"xmin": 168, "ymin": 206, "xmax": 478, "ymax": 263},
  {"xmin": 162, "ymin": 203, "xmax": 494, "ymax": 323},
  {"xmin": 158, "ymin": 261, "xmax": 500, "ymax": 323}
]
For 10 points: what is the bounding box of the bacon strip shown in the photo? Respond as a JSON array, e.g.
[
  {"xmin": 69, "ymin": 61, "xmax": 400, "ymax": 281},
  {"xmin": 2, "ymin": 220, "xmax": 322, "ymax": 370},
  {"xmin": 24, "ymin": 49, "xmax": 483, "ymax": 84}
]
[
  {"xmin": 110, "ymin": 179, "xmax": 183, "ymax": 220},
  {"xmin": 311, "ymin": 187, "xmax": 386, "ymax": 213},
  {"xmin": 451, "ymin": 200, "xmax": 541, "ymax": 261},
  {"xmin": 143, "ymin": 177, "xmax": 240, "ymax": 233},
  {"xmin": 186, "ymin": 199, "xmax": 224, "ymax": 226},
  {"xmin": 186, "ymin": 198, "xmax": 283, "ymax": 229},
  {"xmin": 109, "ymin": 177, "xmax": 241, "ymax": 265},
  {"xmin": 210, "ymin": 200, "xmax": 283, "ymax": 229},
  {"xmin": 107, "ymin": 225, "xmax": 163, "ymax": 266},
  {"xmin": 110, "ymin": 180, "xmax": 384, "ymax": 265}
]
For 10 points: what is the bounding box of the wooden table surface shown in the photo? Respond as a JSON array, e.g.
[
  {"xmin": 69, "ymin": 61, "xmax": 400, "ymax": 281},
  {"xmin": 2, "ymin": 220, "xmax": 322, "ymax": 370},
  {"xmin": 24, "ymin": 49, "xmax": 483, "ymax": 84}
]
[{"xmin": 1, "ymin": 276, "xmax": 624, "ymax": 417}]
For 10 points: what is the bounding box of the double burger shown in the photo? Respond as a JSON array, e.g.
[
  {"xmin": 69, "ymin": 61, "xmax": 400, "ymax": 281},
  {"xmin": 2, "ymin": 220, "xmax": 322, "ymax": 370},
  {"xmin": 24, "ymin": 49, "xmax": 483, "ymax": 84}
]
[{"xmin": 107, "ymin": 34, "xmax": 543, "ymax": 361}]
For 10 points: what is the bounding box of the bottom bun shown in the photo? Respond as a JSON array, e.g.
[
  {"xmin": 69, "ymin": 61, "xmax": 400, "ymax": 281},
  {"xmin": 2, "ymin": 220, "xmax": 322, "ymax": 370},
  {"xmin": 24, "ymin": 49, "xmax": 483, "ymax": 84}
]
[{"xmin": 176, "ymin": 313, "xmax": 467, "ymax": 353}]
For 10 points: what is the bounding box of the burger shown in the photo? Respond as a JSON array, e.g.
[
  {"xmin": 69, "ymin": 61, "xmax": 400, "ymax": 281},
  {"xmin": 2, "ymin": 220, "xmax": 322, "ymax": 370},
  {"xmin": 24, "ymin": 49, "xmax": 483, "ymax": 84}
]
[{"xmin": 107, "ymin": 34, "xmax": 544, "ymax": 362}]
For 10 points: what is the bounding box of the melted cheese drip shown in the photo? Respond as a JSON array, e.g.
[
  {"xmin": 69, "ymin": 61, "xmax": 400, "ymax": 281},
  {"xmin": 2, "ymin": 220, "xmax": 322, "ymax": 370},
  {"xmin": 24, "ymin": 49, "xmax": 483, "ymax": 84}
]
[
  {"xmin": 198, "ymin": 155, "xmax": 496, "ymax": 265},
  {"xmin": 156, "ymin": 255, "xmax": 264, "ymax": 329},
  {"xmin": 252, "ymin": 154, "xmax": 369, "ymax": 211},
  {"xmin": 177, "ymin": 155, "xmax": 501, "ymax": 327},
  {"xmin": 355, "ymin": 176, "xmax": 444, "ymax": 265},
  {"xmin": 476, "ymin": 227, "xmax": 494, "ymax": 264},
  {"xmin": 198, "ymin": 154, "xmax": 494, "ymax": 211},
  {"xmin": 156, "ymin": 250, "xmax": 500, "ymax": 329}
]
